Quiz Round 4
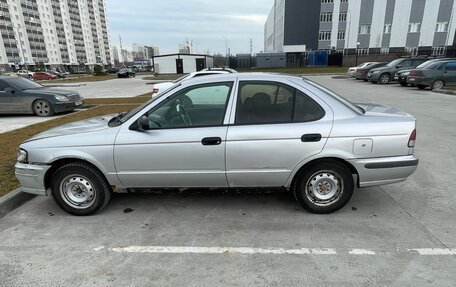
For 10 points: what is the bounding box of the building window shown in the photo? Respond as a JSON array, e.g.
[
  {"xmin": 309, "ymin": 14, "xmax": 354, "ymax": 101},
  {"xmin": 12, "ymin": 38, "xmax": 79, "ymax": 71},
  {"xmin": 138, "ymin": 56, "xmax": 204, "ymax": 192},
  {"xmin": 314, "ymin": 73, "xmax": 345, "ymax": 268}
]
[
  {"xmin": 359, "ymin": 25, "xmax": 371, "ymax": 34},
  {"xmin": 380, "ymin": 48, "xmax": 390, "ymax": 55},
  {"xmin": 339, "ymin": 12, "xmax": 347, "ymax": 22},
  {"xmin": 320, "ymin": 12, "xmax": 333, "ymax": 22},
  {"xmin": 432, "ymin": 46, "xmax": 445, "ymax": 56},
  {"xmin": 337, "ymin": 30, "xmax": 345, "ymax": 40},
  {"xmin": 436, "ymin": 22, "xmax": 448, "ymax": 32},
  {"xmin": 340, "ymin": 0, "xmax": 348, "ymax": 2},
  {"xmin": 358, "ymin": 48, "xmax": 369, "ymax": 55},
  {"xmin": 319, "ymin": 31, "xmax": 332, "ymax": 41},
  {"xmin": 321, "ymin": 0, "xmax": 334, "ymax": 3},
  {"xmin": 408, "ymin": 23, "xmax": 421, "ymax": 33},
  {"xmin": 384, "ymin": 24, "xmax": 392, "ymax": 34}
]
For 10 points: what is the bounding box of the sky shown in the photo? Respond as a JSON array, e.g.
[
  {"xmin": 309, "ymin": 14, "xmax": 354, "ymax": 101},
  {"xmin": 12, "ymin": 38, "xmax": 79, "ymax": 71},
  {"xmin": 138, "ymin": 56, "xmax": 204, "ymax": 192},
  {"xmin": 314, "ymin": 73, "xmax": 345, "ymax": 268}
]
[{"xmin": 106, "ymin": 0, "xmax": 273, "ymax": 55}]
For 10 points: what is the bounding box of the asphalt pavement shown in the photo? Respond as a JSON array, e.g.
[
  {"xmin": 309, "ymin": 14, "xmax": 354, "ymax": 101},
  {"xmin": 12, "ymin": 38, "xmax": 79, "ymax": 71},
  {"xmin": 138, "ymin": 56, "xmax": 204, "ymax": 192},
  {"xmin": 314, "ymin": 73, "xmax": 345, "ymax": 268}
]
[{"xmin": 1, "ymin": 76, "xmax": 455, "ymax": 286}]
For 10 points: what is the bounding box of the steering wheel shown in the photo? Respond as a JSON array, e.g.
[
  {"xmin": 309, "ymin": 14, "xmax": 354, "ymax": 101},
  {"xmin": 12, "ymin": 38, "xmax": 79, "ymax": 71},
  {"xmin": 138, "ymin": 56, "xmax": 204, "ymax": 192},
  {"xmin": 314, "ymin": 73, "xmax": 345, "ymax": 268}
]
[{"xmin": 176, "ymin": 101, "xmax": 192, "ymax": 126}]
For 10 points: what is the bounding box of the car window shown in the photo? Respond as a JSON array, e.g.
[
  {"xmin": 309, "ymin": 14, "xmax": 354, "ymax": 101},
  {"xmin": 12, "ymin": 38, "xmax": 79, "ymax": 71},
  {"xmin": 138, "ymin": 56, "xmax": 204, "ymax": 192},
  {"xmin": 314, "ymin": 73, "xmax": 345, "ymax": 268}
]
[
  {"xmin": 412, "ymin": 59, "xmax": 427, "ymax": 66},
  {"xmin": 0, "ymin": 80, "xmax": 10, "ymax": 91},
  {"xmin": 6, "ymin": 77, "xmax": 43, "ymax": 90},
  {"xmin": 145, "ymin": 82, "xmax": 233, "ymax": 129},
  {"xmin": 399, "ymin": 60, "xmax": 412, "ymax": 67},
  {"xmin": 444, "ymin": 62, "xmax": 456, "ymax": 71},
  {"xmin": 236, "ymin": 81, "xmax": 325, "ymax": 125}
]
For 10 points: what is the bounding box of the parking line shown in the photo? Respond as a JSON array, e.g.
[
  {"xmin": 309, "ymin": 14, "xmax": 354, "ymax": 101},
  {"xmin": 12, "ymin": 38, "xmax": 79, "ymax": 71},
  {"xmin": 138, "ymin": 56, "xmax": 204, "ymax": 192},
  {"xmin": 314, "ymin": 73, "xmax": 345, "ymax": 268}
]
[{"xmin": 95, "ymin": 246, "xmax": 456, "ymax": 256}]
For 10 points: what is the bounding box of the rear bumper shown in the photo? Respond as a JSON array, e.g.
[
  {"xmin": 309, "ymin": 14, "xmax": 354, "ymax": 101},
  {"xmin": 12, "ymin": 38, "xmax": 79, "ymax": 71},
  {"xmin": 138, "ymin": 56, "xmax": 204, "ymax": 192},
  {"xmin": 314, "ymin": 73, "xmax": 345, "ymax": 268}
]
[
  {"xmin": 15, "ymin": 163, "xmax": 51, "ymax": 196},
  {"xmin": 407, "ymin": 76, "xmax": 430, "ymax": 86},
  {"xmin": 350, "ymin": 155, "xmax": 419, "ymax": 188}
]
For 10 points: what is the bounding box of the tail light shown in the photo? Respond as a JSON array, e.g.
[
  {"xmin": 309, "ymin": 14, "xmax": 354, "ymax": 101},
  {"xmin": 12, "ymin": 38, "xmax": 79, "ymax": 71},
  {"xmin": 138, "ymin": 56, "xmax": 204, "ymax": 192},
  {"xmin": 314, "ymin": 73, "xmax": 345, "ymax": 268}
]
[
  {"xmin": 153, "ymin": 88, "xmax": 159, "ymax": 94},
  {"xmin": 409, "ymin": 71, "xmax": 425, "ymax": 77},
  {"xmin": 408, "ymin": 129, "xmax": 416, "ymax": 148}
]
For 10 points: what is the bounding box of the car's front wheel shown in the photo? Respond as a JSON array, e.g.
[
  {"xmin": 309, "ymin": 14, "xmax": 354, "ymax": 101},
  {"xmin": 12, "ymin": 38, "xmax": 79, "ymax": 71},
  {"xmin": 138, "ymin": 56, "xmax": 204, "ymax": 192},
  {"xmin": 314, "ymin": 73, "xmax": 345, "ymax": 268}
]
[
  {"xmin": 33, "ymin": 100, "xmax": 55, "ymax": 117},
  {"xmin": 379, "ymin": 73, "xmax": 391, "ymax": 84},
  {"xmin": 293, "ymin": 160, "xmax": 354, "ymax": 214},
  {"xmin": 431, "ymin": 80, "xmax": 445, "ymax": 90},
  {"xmin": 51, "ymin": 162, "xmax": 112, "ymax": 216}
]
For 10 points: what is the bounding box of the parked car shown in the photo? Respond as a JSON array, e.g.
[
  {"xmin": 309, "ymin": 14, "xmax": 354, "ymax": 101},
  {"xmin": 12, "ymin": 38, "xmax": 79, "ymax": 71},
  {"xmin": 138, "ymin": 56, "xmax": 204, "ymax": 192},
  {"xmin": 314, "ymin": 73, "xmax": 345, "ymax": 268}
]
[
  {"xmin": 33, "ymin": 72, "xmax": 58, "ymax": 80},
  {"xmin": 348, "ymin": 62, "xmax": 375, "ymax": 77},
  {"xmin": 354, "ymin": 62, "xmax": 387, "ymax": 81},
  {"xmin": 407, "ymin": 60, "xmax": 456, "ymax": 90},
  {"xmin": 0, "ymin": 76, "xmax": 84, "ymax": 116},
  {"xmin": 152, "ymin": 70, "xmax": 233, "ymax": 96},
  {"xmin": 47, "ymin": 70, "xmax": 66, "ymax": 78},
  {"xmin": 367, "ymin": 58, "xmax": 429, "ymax": 84},
  {"xmin": 117, "ymin": 68, "xmax": 136, "ymax": 78},
  {"xmin": 15, "ymin": 73, "xmax": 418, "ymax": 216},
  {"xmin": 17, "ymin": 70, "xmax": 34, "ymax": 79},
  {"xmin": 107, "ymin": 67, "xmax": 120, "ymax": 74},
  {"xmin": 394, "ymin": 58, "xmax": 452, "ymax": 86}
]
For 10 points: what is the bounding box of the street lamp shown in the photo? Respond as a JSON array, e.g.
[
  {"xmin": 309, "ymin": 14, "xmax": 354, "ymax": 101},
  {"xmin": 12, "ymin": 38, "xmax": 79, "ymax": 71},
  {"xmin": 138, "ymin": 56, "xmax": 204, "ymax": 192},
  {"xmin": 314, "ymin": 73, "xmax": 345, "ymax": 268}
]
[{"xmin": 355, "ymin": 42, "xmax": 360, "ymax": 66}]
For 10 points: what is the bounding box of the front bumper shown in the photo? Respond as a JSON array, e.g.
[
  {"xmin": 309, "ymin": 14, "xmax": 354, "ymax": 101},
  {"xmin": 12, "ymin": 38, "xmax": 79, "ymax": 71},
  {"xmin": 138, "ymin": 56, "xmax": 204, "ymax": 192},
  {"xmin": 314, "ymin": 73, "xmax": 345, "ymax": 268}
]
[
  {"xmin": 350, "ymin": 155, "xmax": 419, "ymax": 188},
  {"xmin": 15, "ymin": 163, "xmax": 51, "ymax": 196},
  {"xmin": 53, "ymin": 100, "xmax": 84, "ymax": 113},
  {"xmin": 367, "ymin": 72, "xmax": 381, "ymax": 82}
]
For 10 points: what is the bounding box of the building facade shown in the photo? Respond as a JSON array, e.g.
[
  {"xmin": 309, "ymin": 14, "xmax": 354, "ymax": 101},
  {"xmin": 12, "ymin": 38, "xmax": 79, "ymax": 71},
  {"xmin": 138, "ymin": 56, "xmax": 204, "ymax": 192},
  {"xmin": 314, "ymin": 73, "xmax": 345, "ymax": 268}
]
[
  {"xmin": 0, "ymin": 0, "xmax": 111, "ymax": 72},
  {"xmin": 265, "ymin": 0, "xmax": 456, "ymax": 56}
]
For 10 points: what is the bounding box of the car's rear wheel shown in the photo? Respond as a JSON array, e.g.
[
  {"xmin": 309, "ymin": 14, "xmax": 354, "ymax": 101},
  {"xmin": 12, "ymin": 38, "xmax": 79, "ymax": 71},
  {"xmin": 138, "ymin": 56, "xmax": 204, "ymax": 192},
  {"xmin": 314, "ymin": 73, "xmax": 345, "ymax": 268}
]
[
  {"xmin": 363, "ymin": 79, "xmax": 368, "ymax": 82},
  {"xmin": 379, "ymin": 73, "xmax": 391, "ymax": 84},
  {"xmin": 293, "ymin": 160, "xmax": 354, "ymax": 214},
  {"xmin": 431, "ymin": 80, "xmax": 445, "ymax": 90},
  {"xmin": 33, "ymin": 100, "xmax": 54, "ymax": 117},
  {"xmin": 51, "ymin": 162, "xmax": 112, "ymax": 216},
  {"xmin": 417, "ymin": 85, "xmax": 427, "ymax": 90}
]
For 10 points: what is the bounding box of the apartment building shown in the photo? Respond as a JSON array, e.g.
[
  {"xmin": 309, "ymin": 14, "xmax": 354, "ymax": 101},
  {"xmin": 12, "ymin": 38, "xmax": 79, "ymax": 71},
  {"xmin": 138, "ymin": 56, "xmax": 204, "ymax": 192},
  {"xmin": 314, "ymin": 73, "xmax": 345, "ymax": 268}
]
[
  {"xmin": 265, "ymin": 0, "xmax": 456, "ymax": 56},
  {"xmin": 0, "ymin": 0, "xmax": 111, "ymax": 72}
]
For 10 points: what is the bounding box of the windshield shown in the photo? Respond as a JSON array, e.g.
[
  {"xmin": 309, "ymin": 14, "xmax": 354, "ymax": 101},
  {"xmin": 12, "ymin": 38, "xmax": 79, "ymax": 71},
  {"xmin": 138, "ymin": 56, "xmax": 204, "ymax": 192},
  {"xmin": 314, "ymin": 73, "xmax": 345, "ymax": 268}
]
[
  {"xmin": 172, "ymin": 74, "xmax": 191, "ymax": 83},
  {"xmin": 8, "ymin": 77, "xmax": 44, "ymax": 90},
  {"xmin": 426, "ymin": 61, "xmax": 445, "ymax": 70},
  {"xmin": 303, "ymin": 79, "xmax": 365, "ymax": 115},
  {"xmin": 386, "ymin": 59, "xmax": 403, "ymax": 67}
]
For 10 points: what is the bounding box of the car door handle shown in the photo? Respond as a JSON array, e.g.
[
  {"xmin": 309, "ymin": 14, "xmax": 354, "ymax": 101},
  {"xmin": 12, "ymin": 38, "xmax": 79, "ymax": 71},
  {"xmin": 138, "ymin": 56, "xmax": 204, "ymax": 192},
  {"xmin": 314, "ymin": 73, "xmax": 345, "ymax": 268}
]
[
  {"xmin": 301, "ymin": 134, "xmax": 322, "ymax": 142},
  {"xmin": 202, "ymin": 137, "xmax": 222, "ymax": 146}
]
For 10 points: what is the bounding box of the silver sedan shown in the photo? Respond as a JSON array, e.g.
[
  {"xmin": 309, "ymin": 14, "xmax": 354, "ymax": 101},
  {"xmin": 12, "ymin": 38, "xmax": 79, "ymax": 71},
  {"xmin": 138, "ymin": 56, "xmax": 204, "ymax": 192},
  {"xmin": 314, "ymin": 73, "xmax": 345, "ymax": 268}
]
[{"xmin": 15, "ymin": 73, "xmax": 418, "ymax": 215}]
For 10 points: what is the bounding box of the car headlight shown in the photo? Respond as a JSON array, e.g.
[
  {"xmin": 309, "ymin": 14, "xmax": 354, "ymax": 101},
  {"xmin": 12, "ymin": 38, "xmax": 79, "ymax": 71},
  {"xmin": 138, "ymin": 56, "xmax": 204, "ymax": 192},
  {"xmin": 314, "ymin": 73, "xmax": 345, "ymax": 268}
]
[
  {"xmin": 372, "ymin": 70, "xmax": 380, "ymax": 74},
  {"xmin": 17, "ymin": 149, "xmax": 28, "ymax": 163},
  {"xmin": 403, "ymin": 72, "xmax": 410, "ymax": 76},
  {"xmin": 54, "ymin": 95, "xmax": 69, "ymax": 101}
]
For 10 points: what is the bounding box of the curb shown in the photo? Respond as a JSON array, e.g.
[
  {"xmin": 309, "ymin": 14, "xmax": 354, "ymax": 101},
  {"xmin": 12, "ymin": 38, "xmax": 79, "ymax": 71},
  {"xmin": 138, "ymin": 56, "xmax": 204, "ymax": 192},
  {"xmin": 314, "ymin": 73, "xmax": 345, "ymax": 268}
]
[
  {"xmin": 432, "ymin": 89, "xmax": 456, "ymax": 96},
  {"xmin": 42, "ymin": 83, "xmax": 86, "ymax": 88},
  {"xmin": 0, "ymin": 188, "xmax": 35, "ymax": 219}
]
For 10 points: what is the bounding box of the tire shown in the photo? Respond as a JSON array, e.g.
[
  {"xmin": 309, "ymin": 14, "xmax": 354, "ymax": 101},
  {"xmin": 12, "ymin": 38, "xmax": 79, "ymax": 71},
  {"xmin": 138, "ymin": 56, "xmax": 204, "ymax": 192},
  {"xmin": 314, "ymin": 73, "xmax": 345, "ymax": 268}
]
[
  {"xmin": 363, "ymin": 79, "xmax": 369, "ymax": 82},
  {"xmin": 33, "ymin": 100, "xmax": 55, "ymax": 117},
  {"xmin": 51, "ymin": 162, "xmax": 112, "ymax": 216},
  {"xmin": 399, "ymin": 82, "xmax": 408, "ymax": 87},
  {"xmin": 431, "ymin": 79, "xmax": 445, "ymax": 90},
  {"xmin": 293, "ymin": 160, "xmax": 354, "ymax": 214},
  {"xmin": 417, "ymin": 85, "xmax": 427, "ymax": 90},
  {"xmin": 379, "ymin": 73, "xmax": 391, "ymax": 84}
]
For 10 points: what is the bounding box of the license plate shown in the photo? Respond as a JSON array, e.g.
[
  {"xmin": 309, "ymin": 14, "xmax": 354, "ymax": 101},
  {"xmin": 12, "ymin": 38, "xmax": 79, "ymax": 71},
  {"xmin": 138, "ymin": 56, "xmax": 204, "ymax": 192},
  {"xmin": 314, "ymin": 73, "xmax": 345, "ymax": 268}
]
[
  {"xmin": 394, "ymin": 77, "xmax": 398, "ymax": 80},
  {"xmin": 408, "ymin": 78, "xmax": 415, "ymax": 82},
  {"xmin": 75, "ymin": 100, "xmax": 83, "ymax": 106}
]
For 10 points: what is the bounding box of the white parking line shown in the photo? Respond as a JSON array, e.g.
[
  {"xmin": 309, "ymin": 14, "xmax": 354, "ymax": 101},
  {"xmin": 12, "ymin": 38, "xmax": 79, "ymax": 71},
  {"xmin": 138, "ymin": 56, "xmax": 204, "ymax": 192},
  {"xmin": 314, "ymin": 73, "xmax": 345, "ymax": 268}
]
[{"xmin": 95, "ymin": 246, "xmax": 456, "ymax": 256}]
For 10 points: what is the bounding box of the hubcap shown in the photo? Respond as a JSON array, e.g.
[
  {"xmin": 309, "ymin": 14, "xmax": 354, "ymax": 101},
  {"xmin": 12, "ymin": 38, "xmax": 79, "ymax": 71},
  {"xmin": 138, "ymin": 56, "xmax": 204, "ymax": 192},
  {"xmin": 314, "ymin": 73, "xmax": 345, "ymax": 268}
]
[
  {"xmin": 60, "ymin": 175, "xmax": 96, "ymax": 209},
  {"xmin": 34, "ymin": 101, "xmax": 50, "ymax": 116},
  {"xmin": 305, "ymin": 171, "xmax": 343, "ymax": 206},
  {"xmin": 433, "ymin": 81, "xmax": 444, "ymax": 90},
  {"xmin": 380, "ymin": 75, "xmax": 390, "ymax": 84}
]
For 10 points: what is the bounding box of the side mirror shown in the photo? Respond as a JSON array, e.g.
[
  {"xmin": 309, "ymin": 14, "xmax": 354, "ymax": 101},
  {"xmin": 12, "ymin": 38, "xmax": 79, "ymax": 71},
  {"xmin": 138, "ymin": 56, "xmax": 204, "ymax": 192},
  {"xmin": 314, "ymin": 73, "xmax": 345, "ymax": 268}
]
[
  {"xmin": 137, "ymin": 116, "xmax": 150, "ymax": 132},
  {"xmin": 396, "ymin": 65, "xmax": 402, "ymax": 69},
  {"xmin": 4, "ymin": 88, "xmax": 14, "ymax": 94}
]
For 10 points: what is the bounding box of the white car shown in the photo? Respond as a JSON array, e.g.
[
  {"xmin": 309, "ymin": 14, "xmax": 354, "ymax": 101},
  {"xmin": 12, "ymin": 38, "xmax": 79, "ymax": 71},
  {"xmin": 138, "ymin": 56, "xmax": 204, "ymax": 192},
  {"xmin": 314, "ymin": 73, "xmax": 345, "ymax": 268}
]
[
  {"xmin": 17, "ymin": 70, "xmax": 34, "ymax": 78},
  {"xmin": 347, "ymin": 62, "xmax": 374, "ymax": 77},
  {"xmin": 152, "ymin": 70, "xmax": 233, "ymax": 96}
]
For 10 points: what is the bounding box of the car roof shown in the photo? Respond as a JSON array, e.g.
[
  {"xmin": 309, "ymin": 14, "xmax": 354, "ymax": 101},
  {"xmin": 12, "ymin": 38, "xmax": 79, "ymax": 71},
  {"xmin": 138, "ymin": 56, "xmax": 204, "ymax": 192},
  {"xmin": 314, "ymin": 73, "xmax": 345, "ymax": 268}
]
[{"xmin": 179, "ymin": 72, "xmax": 302, "ymax": 86}]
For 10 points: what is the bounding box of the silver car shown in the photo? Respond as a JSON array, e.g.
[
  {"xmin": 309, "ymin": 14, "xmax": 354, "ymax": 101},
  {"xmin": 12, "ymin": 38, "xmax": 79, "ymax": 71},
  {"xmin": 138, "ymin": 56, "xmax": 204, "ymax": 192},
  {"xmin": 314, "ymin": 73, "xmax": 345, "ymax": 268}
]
[{"xmin": 15, "ymin": 73, "xmax": 418, "ymax": 215}]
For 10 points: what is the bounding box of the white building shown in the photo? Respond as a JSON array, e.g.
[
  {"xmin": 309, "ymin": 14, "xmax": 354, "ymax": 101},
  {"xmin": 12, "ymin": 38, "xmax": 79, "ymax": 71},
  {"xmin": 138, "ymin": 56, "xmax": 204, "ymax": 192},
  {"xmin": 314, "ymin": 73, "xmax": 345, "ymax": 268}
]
[
  {"xmin": 153, "ymin": 53, "xmax": 214, "ymax": 74},
  {"xmin": 265, "ymin": 0, "xmax": 456, "ymax": 56},
  {"xmin": 0, "ymin": 0, "xmax": 112, "ymax": 72}
]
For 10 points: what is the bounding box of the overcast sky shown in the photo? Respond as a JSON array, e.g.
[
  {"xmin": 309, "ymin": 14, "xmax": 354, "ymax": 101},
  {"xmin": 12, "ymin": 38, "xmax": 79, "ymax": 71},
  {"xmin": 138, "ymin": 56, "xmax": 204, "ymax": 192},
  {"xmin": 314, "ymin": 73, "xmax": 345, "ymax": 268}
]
[{"xmin": 106, "ymin": 0, "xmax": 273, "ymax": 55}]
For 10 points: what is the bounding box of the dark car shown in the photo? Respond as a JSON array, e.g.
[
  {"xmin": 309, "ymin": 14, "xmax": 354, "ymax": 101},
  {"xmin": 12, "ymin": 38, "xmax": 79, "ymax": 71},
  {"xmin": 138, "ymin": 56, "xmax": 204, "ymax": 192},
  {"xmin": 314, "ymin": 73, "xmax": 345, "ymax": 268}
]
[
  {"xmin": 0, "ymin": 76, "xmax": 84, "ymax": 117},
  {"xmin": 117, "ymin": 68, "xmax": 136, "ymax": 78},
  {"xmin": 33, "ymin": 72, "xmax": 58, "ymax": 81},
  {"xmin": 47, "ymin": 70, "xmax": 66, "ymax": 78},
  {"xmin": 107, "ymin": 67, "xmax": 120, "ymax": 74},
  {"xmin": 354, "ymin": 62, "xmax": 387, "ymax": 81},
  {"xmin": 407, "ymin": 60, "xmax": 456, "ymax": 90},
  {"xmin": 367, "ymin": 58, "xmax": 429, "ymax": 84},
  {"xmin": 394, "ymin": 58, "xmax": 452, "ymax": 86}
]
